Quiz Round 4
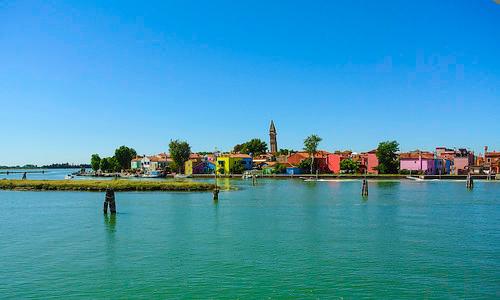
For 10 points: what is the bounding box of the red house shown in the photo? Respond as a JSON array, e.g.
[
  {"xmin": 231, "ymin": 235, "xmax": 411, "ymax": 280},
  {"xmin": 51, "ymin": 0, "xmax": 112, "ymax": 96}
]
[
  {"xmin": 286, "ymin": 151, "xmax": 331, "ymax": 173},
  {"xmin": 357, "ymin": 150, "xmax": 379, "ymax": 174}
]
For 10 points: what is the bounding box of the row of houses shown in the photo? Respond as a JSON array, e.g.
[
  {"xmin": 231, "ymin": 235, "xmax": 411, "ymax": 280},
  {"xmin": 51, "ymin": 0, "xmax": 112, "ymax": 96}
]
[
  {"xmin": 397, "ymin": 146, "xmax": 500, "ymax": 175},
  {"xmin": 130, "ymin": 146, "xmax": 500, "ymax": 176}
]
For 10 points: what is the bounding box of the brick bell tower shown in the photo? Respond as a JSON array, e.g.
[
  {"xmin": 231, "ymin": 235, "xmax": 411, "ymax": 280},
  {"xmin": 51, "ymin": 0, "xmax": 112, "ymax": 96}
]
[{"xmin": 269, "ymin": 120, "xmax": 277, "ymax": 154}]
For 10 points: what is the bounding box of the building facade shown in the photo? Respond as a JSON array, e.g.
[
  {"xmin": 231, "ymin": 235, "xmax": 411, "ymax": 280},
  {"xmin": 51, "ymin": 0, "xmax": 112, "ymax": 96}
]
[
  {"xmin": 400, "ymin": 151, "xmax": 437, "ymax": 174},
  {"xmin": 216, "ymin": 154, "xmax": 253, "ymax": 175}
]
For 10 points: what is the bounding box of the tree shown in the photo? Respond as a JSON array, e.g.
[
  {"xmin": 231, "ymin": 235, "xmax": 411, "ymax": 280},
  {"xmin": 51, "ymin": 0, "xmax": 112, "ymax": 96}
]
[
  {"xmin": 303, "ymin": 134, "xmax": 322, "ymax": 174},
  {"xmin": 233, "ymin": 143, "xmax": 244, "ymax": 153},
  {"xmin": 230, "ymin": 160, "xmax": 245, "ymax": 174},
  {"xmin": 114, "ymin": 146, "xmax": 137, "ymax": 170},
  {"xmin": 298, "ymin": 158, "xmax": 317, "ymax": 173},
  {"xmin": 340, "ymin": 158, "xmax": 360, "ymax": 174},
  {"xmin": 277, "ymin": 149, "xmax": 293, "ymax": 156},
  {"xmin": 109, "ymin": 157, "xmax": 122, "ymax": 173},
  {"xmin": 169, "ymin": 139, "xmax": 191, "ymax": 173},
  {"xmin": 234, "ymin": 138, "xmax": 268, "ymax": 156},
  {"xmin": 376, "ymin": 141, "xmax": 400, "ymax": 174},
  {"xmin": 90, "ymin": 154, "xmax": 101, "ymax": 171},
  {"xmin": 99, "ymin": 157, "xmax": 111, "ymax": 172}
]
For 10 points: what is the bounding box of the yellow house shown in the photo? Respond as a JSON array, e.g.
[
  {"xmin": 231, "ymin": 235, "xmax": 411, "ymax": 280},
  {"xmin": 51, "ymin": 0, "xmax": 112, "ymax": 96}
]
[
  {"xmin": 184, "ymin": 160, "xmax": 195, "ymax": 175},
  {"xmin": 216, "ymin": 154, "xmax": 253, "ymax": 175}
]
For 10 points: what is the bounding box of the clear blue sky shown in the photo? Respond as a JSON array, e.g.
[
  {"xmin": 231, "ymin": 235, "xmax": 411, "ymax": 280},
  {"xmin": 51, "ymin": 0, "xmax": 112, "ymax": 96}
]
[{"xmin": 1, "ymin": 0, "xmax": 499, "ymax": 165}]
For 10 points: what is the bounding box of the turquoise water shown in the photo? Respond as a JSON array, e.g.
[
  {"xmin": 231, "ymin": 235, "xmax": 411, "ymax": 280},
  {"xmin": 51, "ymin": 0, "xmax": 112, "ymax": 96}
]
[
  {"xmin": 0, "ymin": 168, "xmax": 83, "ymax": 180},
  {"xmin": 0, "ymin": 179, "xmax": 499, "ymax": 298}
]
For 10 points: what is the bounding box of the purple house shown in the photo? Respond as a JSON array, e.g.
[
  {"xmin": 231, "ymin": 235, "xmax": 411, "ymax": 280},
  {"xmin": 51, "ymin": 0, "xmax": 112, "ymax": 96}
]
[{"xmin": 400, "ymin": 151, "xmax": 437, "ymax": 174}]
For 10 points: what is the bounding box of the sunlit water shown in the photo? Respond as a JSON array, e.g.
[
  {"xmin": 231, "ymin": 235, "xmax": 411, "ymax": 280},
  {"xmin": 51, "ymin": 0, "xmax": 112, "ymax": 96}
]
[{"xmin": 0, "ymin": 179, "xmax": 498, "ymax": 298}]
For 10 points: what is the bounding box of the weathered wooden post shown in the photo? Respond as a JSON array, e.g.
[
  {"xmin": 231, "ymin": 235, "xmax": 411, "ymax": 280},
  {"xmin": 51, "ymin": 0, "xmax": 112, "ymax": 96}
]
[
  {"xmin": 213, "ymin": 188, "xmax": 219, "ymax": 201},
  {"xmin": 361, "ymin": 176, "xmax": 368, "ymax": 197},
  {"xmin": 104, "ymin": 188, "xmax": 116, "ymax": 214},
  {"xmin": 466, "ymin": 173, "xmax": 474, "ymax": 190},
  {"xmin": 252, "ymin": 174, "xmax": 256, "ymax": 186},
  {"xmin": 213, "ymin": 149, "xmax": 220, "ymax": 202}
]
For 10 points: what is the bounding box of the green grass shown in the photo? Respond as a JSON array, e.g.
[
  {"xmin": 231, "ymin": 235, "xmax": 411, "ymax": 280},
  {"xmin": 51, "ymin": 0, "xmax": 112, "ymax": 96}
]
[{"xmin": 0, "ymin": 179, "xmax": 215, "ymax": 192}]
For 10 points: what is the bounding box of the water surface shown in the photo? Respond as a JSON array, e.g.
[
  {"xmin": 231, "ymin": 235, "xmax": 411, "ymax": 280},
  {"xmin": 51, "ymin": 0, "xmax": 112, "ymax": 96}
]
[{"xmin": 0, "ymin": 179, "xmax": 498, "ymax": 298}]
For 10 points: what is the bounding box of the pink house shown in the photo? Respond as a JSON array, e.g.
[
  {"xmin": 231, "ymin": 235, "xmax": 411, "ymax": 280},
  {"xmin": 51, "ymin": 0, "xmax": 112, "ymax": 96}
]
[{"xmin": 400, "ymin": 151, "xmax": 436, "ymax": 174}]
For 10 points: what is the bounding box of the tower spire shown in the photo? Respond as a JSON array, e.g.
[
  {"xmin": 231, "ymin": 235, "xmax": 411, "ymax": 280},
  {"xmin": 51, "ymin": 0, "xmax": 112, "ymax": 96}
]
[{"xmin": 269, "ymin": 120, "xmax": 277, "ymax": 153}]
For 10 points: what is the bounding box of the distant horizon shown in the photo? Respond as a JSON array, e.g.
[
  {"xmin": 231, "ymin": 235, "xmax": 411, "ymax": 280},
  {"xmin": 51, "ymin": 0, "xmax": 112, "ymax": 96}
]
[{"xmin": 1, "ymin": 1, "xmax": 499, "ymax": 165}]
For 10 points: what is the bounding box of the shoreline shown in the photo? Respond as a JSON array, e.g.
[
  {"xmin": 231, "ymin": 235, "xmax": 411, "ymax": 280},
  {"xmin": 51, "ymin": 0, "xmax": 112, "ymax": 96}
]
[{"xmin": 192, "ymin": 174, "xmax": 498, "ymax": 180}]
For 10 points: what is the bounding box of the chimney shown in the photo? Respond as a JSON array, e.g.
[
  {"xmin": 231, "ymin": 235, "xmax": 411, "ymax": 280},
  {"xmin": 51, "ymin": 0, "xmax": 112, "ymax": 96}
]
[{"xmin": 484, "ymin": 146, "xmax": 488, "ymax": 155}]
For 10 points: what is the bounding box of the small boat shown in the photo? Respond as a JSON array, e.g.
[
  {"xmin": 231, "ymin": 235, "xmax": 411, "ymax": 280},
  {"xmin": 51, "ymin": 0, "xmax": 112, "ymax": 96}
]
[
  {"xmin": 64, "ymin": 174, "xmax": 74, "ymax": 180},
  {"xmin": 406, "ymin": 176, "xmax": 424, "ymax": 181},
  {"xmin": 142, "ymin": 171, "xmax": 163, "ymax": 178},
  {"xmin": 174, "ymin": 174, "xmax": 191, "ymax": 179}
]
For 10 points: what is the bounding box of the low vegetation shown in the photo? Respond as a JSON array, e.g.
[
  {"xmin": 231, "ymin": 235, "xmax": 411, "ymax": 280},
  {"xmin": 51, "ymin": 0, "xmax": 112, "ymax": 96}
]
[{"xmin": 0, "ymin": 180, "xmax": 215, "ymax": 192}]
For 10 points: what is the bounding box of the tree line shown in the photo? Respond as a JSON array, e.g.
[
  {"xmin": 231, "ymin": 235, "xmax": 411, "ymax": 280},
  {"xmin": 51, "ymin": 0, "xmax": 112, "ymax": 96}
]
[{"xmin": 90, "ymin": 146, "xmax": 137, "ymax": 173}]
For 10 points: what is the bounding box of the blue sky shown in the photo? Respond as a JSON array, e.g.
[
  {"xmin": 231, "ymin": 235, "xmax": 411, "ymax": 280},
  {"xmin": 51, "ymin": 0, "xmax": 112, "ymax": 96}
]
[{"xmin": 1, "ymin": 0, "xmax": 499, "ymax": 165}]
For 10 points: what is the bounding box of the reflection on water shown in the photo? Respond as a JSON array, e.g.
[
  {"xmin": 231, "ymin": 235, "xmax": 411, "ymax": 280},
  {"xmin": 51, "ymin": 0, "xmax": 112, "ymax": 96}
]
[{"xmin": 104, "ymin": 214, "xmax": 116, "ymax": 233}]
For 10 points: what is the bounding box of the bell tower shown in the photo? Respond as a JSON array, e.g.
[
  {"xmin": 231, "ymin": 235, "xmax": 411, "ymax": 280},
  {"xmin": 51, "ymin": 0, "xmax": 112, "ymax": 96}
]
[{"xmin": 269, "ymin": 120, "xmax": 277, "ymax": 154}]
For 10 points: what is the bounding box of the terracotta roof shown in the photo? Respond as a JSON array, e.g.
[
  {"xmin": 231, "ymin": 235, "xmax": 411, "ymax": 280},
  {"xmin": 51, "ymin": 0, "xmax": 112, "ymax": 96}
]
[
  {"xmin": 292, "ymin": 151, "xmax": 331, "ymax": 159},
  {"xmin": 229, "ymin": 154, "xmax": 252, "ymax": 158},
  {"xmin": 485, "ymin": 151, "xmax": 500, "ymax": 158},
  {"xmin": 148, "ymin": 156, "xmax": 168, "ymax": 162},
  {"xmin": 400, "ymin": 152, "xmax": 434, "ymax": 160}
]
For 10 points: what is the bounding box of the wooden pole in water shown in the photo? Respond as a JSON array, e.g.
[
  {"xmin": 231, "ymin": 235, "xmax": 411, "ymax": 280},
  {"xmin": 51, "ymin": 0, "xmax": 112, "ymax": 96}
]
[
  {"xmin": 466, "ymin": 173, "xmax": 474, "ymax": 190},
  {"xmin": 22, "ymin": 172, "xmax": 27, "ymax": 180},
  {"xmin": 104, "ymin": 188, "xmax": 116, "ymax": 214},
  {"xmin": 213, "ymin": 150, "xmax": 219, "ymax": 202},
  {"xmin": 361, "ymin": 174, "xmax": 368, "ymax": 197}
]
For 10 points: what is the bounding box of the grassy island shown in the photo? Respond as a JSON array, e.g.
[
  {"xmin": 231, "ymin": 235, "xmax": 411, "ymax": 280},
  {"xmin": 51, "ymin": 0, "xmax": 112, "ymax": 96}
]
[{"xmin": 0, "ymin": 179, "xmax": 215, "ymax": 192}]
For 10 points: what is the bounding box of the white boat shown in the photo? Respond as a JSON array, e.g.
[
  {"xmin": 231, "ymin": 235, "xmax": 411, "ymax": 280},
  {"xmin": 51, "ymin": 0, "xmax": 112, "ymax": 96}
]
[
  {"xmin": 142, "ymin": 171, "xmax": 162, "ymax": 178},
  {"xmin": 174, "ymin": 174, "xmax": 191, "ymax": 179},
  {"xmin": 406, "ymin": 176, "xmax": 424, "ymax": 181},
  {"xmin": 64, "ymin": 174, "xmax": 74, "ymax": 180}
]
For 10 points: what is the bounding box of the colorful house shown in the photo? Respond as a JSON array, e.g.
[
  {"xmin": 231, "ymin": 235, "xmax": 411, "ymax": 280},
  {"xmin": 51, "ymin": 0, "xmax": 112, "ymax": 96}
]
[
  {"xmin": 286, "ymin": 166, "xmax": 302, "ymax": 175},
  {"xmin": 484, "ymin": 146, "xmax": 500, "ymax": 174},
  {"xmin": 400, "ymin": 151, "xmax": 436, "ymax": 174},
  {"xmin": 215, "ymin": 154, "xmax": 253, "ymax": 174},
  {"xmin": 361, "ymin": 150, "xmax": 379, "ymax": 174},
  {"xmin": 133, "ymin": 154, "xmax": 169, "ymax": 171},
  {"xmin": 185, "ymin": 159, "xmax": 216, "ymax": 175},
  {"xmin": 131, "ymin": 156, "xmax": 143, "ymax": 170},
  {"xmin": 326, "ymin": 154, "xmax": 342, "ymax": 174},
  {"xmin": 436, "ymin": 147, "xmax": 474, "ymax": 175}
]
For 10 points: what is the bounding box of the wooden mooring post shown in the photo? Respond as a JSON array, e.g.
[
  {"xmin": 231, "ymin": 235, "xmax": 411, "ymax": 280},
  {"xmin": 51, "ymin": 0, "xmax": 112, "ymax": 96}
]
[
  {"xmin": 103, "ymin": 188, "xmax": 116, "ymax": 214},
  {"xmin": 466, "ymin": 173, "xmax": 474, "ymax": 190},
  {"xmin": 213, "ymin": 188, "xmax": 219, "ymax": 201},
  {"xmin": 213, "ymin": 169, "xmax": 219, "ymax": 202},
  {"xmin": 361, "ymin": 177, "xmax": 368, "ymax": 197}
]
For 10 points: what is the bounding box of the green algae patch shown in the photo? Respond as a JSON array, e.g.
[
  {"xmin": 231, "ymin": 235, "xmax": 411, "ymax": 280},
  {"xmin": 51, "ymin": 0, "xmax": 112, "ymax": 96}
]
[{"xmin": 0, "ymin": 179, "xmax": 215, "ymax": 192}]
